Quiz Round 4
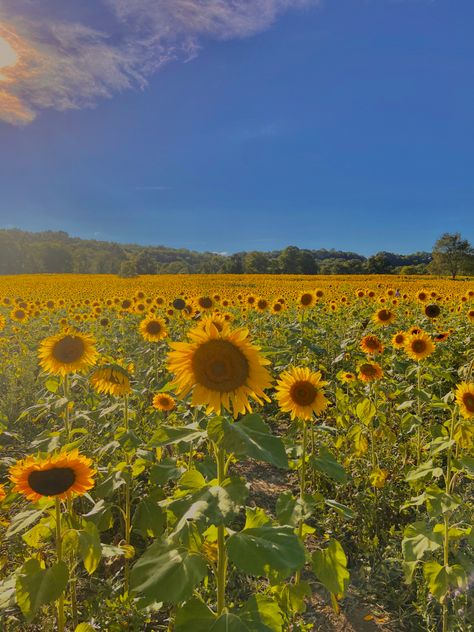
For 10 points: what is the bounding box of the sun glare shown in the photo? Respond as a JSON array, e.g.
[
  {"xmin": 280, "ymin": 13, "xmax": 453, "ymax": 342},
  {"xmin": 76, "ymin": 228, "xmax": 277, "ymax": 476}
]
[{"xmin": 0, "ymin": 36, "xmax": 17, "ymax": 70}]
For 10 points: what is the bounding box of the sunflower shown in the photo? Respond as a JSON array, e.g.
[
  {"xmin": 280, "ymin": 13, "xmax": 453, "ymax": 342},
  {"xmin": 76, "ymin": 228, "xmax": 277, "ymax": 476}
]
[
  {"xmin": 392, "ymin": 331, "xmax": 406, "ymax": 349},
  {"xmin": 433, "ymin": 331, "xmax": 450, "ymax": 343},
  {"xmin": 10, "ymin": 308, "xmax": 28, "ymax": 322},
  {"xmin": 339, "ymin": 371, "xmax": 356, "ymax": 383},
  {"xmin": 271, "ymin": 301, "xmax": 284, "ymax": 314},
  {"xmin": 172, "ymin": 298, "xmax": 186, "ymax": 310},
  {"xmin": 90, "ymin": 362, "xmax": 132, "ymax": 397},
  {"xmin": 197, "ymin": 314, "xmax": 228, "ymax": 334},
  {"xmin": 275, "ymin": 367, "xmax": 329, "ymax": 421},
  {"xmin": 167, "ymin": 322, "xmax": 272, "ymax": 417},
  {"xmin": 256, "ymin": 298, "xmax": 269, "ymax": 312},
  {"xmin": 373, "ymin": 308, "xmax": 395, "ymax": 326},
  {"xmin": 467, "ymin": 309, "xmax": 474, "ymax": 323},
  {"xmin": 424, "ymin": 304, "xmax": 441, "ymax": 319},
  {"xmin": 455, "ymin": 382, "xmax": 474, "ymax": 419},
  {"xmin": 298, "ymin": 292, "xmax": 316, "ymax": 308},
  {"xmin": 404, "ymin": 332, "xmax": 434, "ymax": 361},
  {"xmin": 10, "ymin": 450, "xmax": 95, "ymax": 503},
  {"xmin": 360, "ymin": 335, "xmax": 383, "ymax": 355},
  {"xmin": 197, "ymin": 296, "xmax": 214, "ymax": 310},
  {"xmin": 39, "ymin": 329, "xmax": 98, "ymax": 376},
  {"xmin": 358, "ymin": 362, "xmax": 383, "ymax": 382},
  {"xmin": 139, "ymin": 316, "xmax": 168, "ymax": 342},
  {"xmin": 152, "ymin": 392, "xmax": 176, "ymax": 412}
]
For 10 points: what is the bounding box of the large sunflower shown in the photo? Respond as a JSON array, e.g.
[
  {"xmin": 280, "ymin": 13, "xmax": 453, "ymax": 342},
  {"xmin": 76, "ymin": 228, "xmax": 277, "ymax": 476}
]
[
  {"xmin": 373, "ymin": 308, "xmax": 395, "ymax": 326},
  {"xmin": 298, "ymin": 292, "xmax": 316, "ymax": 309},
  {"xmin": 392, "ymin": 331, "xmax": 407, "ymax": 349},
  {"xmin": 139, "ymin": 316, "xmax": 168, "ymax": 342},
  {"xmin": 455, "ymin": 382, "xmax": 474, "ymax": 419},
  {"xmin": 90, "ymin": 362, "xmax": 132, "ymax": 397},
  {"xmin": 404, "ymin": 332, "xmax": 434, "ymax": 361},
  {"xmin": 424, "ymin": 304, "xmax": 441, "ymax": 319},
  {"xmin": 358, "ymin": 362, "xmax": 383, "ymax": 382},
  {"xmin": 360, "ymin": 335, "xmax": 383, "ymax": 355},
  {"xmin": 38, "ymin": 329, "xmax": 98, "ymax": 376},
  {"xmin": 167, "ymin": 322, "xmax": 272, "ymax": 417},
  {"xmin": 10, "ymin": 450, "xmax": 95, "ymax": 503},
  {"xmin": 275, "ymin": 367, "xmax": 329, "ymax": 421}
]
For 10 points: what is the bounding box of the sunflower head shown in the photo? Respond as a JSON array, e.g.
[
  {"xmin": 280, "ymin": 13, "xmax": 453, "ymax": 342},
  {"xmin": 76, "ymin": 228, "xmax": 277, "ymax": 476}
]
[
  {"xmin": 39, "ymin": 329, "xmax": 98, "ymax": 376},
  {"xmin": 358, "ymin": 362, "xmax": 383, "ymax": 382},
  {"xmin": 298, "ymin": 292, "xmax": 316, "ymax": 308},
  {"xmin": 275, "ymin": 367, "xmax": 329, "ymax": 421},
  {"xmin": 424, "ymin": 304, "xmax": 441, "ymax": 319},
  {"xmin": 139, "ymin": 316, "xmax": 168, "ymax": 342},
  {"xmin": 9, "ymin": 450, "xmax": 95, "ymax": 503},
  {"xmin": 167, "ymin": 322, "xmax": 272, "ymax": 417},
  {"xmin": 152, "ymin": 392, "xmax": 176, "ymax": 412},
  {"xmin": 339, "ymin": 371, "xmax": 356, "ymax": 383},
  {"xmin": 392, "ymin": 331, "xmax": 406, "ymax": 349},
  {"xmin": 373, "ymin": 308, "xmax": 395, "ymax": 326},
  {"xmin": 455, "ymin": 382, "xmax": 474, "ymax": 419},
  {"xmin": 90, "ymin": 361, "xmax": 132, "ymax": 397},
  {"xmin": 360, "ymin": 335, "xmax": 383, "ymax": 355},
  {"xmin": 404, "ymin": 332, "xmax": 434, "ymax": 361}
]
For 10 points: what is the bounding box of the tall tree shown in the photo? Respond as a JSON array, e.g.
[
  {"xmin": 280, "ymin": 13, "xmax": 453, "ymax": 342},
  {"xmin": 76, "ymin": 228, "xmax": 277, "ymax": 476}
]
[{"xmin": 430, "ymin": 233, "xmax": 474, "ymax": 279}]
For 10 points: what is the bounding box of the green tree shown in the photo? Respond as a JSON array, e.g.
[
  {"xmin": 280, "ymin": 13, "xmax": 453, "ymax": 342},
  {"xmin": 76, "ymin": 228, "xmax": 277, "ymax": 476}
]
[{"xmin": 430, "ymin": 233, "xmax": 474, "ymax": 279}]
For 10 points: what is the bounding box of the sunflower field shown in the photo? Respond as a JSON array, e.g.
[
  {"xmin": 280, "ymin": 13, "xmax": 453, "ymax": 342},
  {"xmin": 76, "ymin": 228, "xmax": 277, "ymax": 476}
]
[{"xmin": 0, "ymin": 274, "xmax": 473, "ymax": 632}]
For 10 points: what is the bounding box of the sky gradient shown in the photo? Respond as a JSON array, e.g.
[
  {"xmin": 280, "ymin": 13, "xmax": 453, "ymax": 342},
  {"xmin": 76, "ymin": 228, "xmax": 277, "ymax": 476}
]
[{"xmin": 0, "ymin": 0, "xmax": 473, "ymax": 255}]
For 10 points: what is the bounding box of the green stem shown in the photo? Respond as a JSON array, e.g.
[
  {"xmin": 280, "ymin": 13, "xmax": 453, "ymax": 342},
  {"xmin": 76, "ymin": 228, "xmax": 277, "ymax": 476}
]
[
  {"xmin": 124, "ymin": 395, "xmax": 131, "ymax": 595},
  {"xmin": 295, "ymin": 421, "xmax": 308, "ymax": 585},
  {"xmin": 416, "ymin": 362, "xmax": 422, "ymax": 465},
  {"xmin": 55, "ymin": 497, "xmax": 65, "ymax": 632},
  {"xmin": 215, "ymin": 442, "xmax": 227, "ymax": 615},
  {"xmin": 442, "ymin": 409, "xmax": 456, "ymax": 632}
]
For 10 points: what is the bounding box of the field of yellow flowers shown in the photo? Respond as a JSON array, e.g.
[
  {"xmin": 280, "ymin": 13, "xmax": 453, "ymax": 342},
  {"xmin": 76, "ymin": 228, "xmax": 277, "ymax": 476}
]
[{"xmin": 0, "ymin": 274, "xmax": 473, "ymax": 632}]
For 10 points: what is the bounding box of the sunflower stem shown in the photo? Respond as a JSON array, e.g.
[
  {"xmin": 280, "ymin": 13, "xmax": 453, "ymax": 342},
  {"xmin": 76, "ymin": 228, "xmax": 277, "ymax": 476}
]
[
  {"xmin": 442, "ymin": 407, "xmax": 456, "ymax": 632},
  {"xmin": 295, "ymin": 420, "xmax": 308, "ymax": 585},
  {"xmin": 123, "ymin": 394, "xmax": 131, "ymax": 595},
  {"xmin": 215, "ymin": 442, "xmax": 227, "ymax": 615},
  {"xmin": 55, "ymin": 497, "xmax": 66, "ymax": 632},
  {"xmin": 416, "ymin": 362, "xmax": 422, "ymax": 465}
]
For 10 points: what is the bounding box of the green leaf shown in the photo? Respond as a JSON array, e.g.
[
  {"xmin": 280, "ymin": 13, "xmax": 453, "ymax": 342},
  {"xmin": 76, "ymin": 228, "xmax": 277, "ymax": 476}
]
[
  {"xmin": 211, "ymin": 415, "xmax": 288, "ymax": 469},
  {"xmin": 75, "ymin": 624, "xmax": 96, "ymax": 632},
  {"xmin": 324, "ymin": 499, "xmax": 355, "ymax": 520},
  {"xmin": 150, "ymin": 460, "xmax": 185, "ymax": 485},
  {"xmin": 276, "ymin": 581, "xmax": 311, "ymax": 615},
  {"xmin": 148, "ymin": 425, "xmax": 205, "ymax": 448},
  {"xmin": 356, "ymin": 399, "xmax": 376, "ymax": 425},
  {"xmin": 132, "ymin": 498, "xmax": 165, "ymax": 539},
  {"xmin": 211, "ymin": 614, "xmax": 250, "ymax": 631},
  {"xmin": 244, "ymin": 506, "xmax": 273, "ymax": 529},
  {"xmin": 276, "ymin": 492, "xmax": 317, "ymax": 527},
  {"xmin": 453, "ymin": 455, "xmax": 474, "ymax": 477},
  {"xmin": 78, "ymin": 522, "xmax": 102, "ymax": 574},
  {"xmin": 82, "ymin": 499, "xmax": 113, "ymax": 532},
  {"xmin": 6, "ymin": 508, "xmax": 45, "ymax": 538},
  {"xmin": 240, "ymin": 595, "xmax": 284, "ymax": 632},
  {"xmin": 423, "ymin": 562, "xmax": 468, "ymax": 603},
  {"xmin": 45, "ymin": 378, "xmax": 60, "ymax": 393},
  {"xmin": 170, "ymin": 477, "xmax": 248, "ymax": 528},
  {"xmin": 425, "ymin": 486, "xmax": 460, "ymax": 516},
  {"xmin": 130, "ymin": 541, "xmax": 207, "ymax": 604},
  {"xmin": 312, "ymin": 539, "xmax": 350, "ymax": 597},
  {"xmin": 178, "ymin": 469, "xmax": 207, "ymax": 491},
  {"xmin": 227, "ymin": 525, "xmax": 305, "ymax": 578},
  {"xmin": 16, "ymin": 559, "xmax": 68, "ymax": 622},
  {"xmin": 175, "ymin": 598, "xmax": 216, "ymax": 632},
  {"xmin": 310, "ymin": 447, "xmax": 347, "ymax": 483},
  {"xmin": 94, "ymin": 471, "xmax": 126, "ymax": 498},
  {"xmin": 405, "ymin": 460, "xmax": 443, "ymax": 482},
  {"xmin": 402, "ymin": 522, "xmax": 443, "ymax": 562}
]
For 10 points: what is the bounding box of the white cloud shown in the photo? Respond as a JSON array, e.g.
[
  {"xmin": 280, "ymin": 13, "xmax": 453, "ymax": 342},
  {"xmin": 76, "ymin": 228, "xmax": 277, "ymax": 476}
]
[{"xmin": 0, "ymin": 0, "xmax": 317, "ymax": 125}]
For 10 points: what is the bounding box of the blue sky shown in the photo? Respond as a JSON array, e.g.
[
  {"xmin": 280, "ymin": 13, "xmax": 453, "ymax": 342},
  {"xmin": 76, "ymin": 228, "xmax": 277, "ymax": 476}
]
[{"xmin": 0, "ymin": 0, "xmax": 473, "ymax": 255}]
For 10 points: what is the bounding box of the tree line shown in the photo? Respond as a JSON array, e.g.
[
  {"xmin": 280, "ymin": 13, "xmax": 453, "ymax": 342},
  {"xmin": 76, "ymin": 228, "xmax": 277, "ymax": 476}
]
[{"xmin": 0, "ymin": 229, "xmax": 472, "ymax": 277}]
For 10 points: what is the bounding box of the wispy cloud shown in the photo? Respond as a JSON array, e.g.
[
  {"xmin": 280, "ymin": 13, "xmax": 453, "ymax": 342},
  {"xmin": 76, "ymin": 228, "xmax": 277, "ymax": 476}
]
[{"xmin": 0, "ymin": 0, "xmax": 317, "ymax": 125}]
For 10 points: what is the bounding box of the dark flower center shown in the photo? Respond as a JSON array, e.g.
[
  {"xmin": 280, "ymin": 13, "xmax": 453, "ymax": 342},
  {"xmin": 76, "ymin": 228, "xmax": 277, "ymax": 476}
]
[{"xmin": 28, "ymin": 467, "xmax": 76, "ymax": 496}]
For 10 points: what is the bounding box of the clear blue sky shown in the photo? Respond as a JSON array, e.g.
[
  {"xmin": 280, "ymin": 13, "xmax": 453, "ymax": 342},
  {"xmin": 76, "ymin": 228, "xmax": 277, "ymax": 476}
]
[{"xmin": 0, "ymin": 0, "xmax": 473, "ymax": 255}]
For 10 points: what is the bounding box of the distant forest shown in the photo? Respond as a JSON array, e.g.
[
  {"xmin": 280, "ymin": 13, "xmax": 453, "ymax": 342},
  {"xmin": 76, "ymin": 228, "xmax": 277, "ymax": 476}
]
[{"xmin": 0, "ymin": 229, "xmax": 432, "ymax": 276}]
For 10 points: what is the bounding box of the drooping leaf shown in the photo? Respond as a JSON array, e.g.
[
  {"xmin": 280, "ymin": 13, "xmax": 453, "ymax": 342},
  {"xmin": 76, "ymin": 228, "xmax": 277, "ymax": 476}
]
[
  {"xmin": 310, "ymin": 447, "xmax": 347, "ymax": 483},
  {"xmin": 402, "ymin": 522, "xmax": 443, "ymax": 562},
  {"xmin": 130, "ymin": 541, "xmax": 207, "ymax": 604},
  {"xmin": 312, "ymin": 539, "xmax": 350, "ymax": 597},
  {"xmin": 227, "ymin": 525, "xmax": 305, "ymax": 578},
  {"xmin": 78, "ymin": 522, "xmax": 102, "ymax": 574},
  {"xmin": 15, "ymin": 559, "xmax": 68, "ymax": 622},
  {"xmin": 132, "ymin": 498, "xmax": 166, "ymax": 539},
  {"xmin": 423, "ymin": 561, "xmax": 467, "ymax": 603},
  {"xmin": 148, "ymin": 425, "xmax": 205, "ymax": 448}
]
